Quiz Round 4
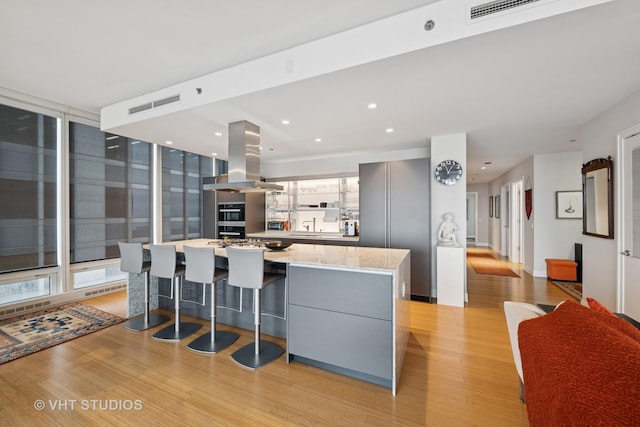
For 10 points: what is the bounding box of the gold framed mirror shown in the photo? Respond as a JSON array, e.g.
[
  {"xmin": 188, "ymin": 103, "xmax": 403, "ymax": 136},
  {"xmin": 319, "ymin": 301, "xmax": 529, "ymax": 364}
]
[{"xmin": 582, "ymin": 157, "xmax": 614, "ymax": 239}]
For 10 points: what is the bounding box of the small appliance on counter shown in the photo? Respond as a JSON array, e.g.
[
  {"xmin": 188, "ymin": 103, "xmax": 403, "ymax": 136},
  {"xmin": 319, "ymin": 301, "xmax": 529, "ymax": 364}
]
[
  {"xmin": 344, "ymin": 220, "xmax": 359, "ymax": 236},
  {"xmin": 267, "ymin": 220, "xmax": 288, "ymax": 231}
]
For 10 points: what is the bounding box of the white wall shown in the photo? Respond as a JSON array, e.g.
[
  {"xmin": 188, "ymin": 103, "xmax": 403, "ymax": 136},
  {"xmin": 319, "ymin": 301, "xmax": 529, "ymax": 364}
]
[
  {"xmin": 580, "ymin": 89, "xmax": 640, "ymax": 309},
  {"xmin": 431, "ymin": 133, "xmax": 467, "ymax": 299},
  {"xmin": 261, "ymin": 147, "xmax": 429, "ymax": 179},
  {"xmin": 532, "ymin": 151, "xmax": 583, "ymax": 276},
  {"xmin": 467, "ymin": 183, "xmax": 489, "ymax": 246}
]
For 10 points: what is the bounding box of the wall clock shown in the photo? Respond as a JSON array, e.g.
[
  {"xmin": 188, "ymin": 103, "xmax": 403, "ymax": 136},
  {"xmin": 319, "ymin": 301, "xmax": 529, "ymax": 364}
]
[{"xmin": 434, "ymin": 160, "xmax": 463, "ymax": 185}]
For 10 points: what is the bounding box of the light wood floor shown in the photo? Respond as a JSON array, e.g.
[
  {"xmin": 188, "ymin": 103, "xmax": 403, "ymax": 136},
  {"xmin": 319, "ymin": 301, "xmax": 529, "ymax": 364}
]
[{"xmin": 0, "ymin": 248, "xmax": 573, "ymax": 426}]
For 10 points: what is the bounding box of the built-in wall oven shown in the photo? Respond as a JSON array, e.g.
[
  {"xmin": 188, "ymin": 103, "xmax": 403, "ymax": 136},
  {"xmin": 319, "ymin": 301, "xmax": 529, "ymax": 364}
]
[{"xmin": 218, "ymin": 202, "xmax": 246, "ymax": 238}]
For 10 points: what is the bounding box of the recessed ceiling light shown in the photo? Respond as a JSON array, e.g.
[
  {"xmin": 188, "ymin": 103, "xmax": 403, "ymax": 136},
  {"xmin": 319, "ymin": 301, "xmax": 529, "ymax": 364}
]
[
  {"xmin": 166, "ymin": 141, "xmax": 173, "ymax": 145},
  {"xmin": 214, "ymin": 132, "xmax": 222, "ymax": 137},
  {"xmin": 211, "ymin": 152, "xmax": 217, "ymax": 156},
  {"xmin": 386, "ymin": 128, "xmax": 394, "ymax": 133},
  {"xmin": 368, "ymin": 103, "xmax": 377, "ymax": 109},
  {"xmin": 281, "ymin": 119, "xmax": 290, "ymax": 125},
  {"xmin": 481, "ymin": 166, "xmax": 486, "ymax": 170},
  {"xmin": 315, "ymin": 138, "xmax": 322, "ymax": 142}
]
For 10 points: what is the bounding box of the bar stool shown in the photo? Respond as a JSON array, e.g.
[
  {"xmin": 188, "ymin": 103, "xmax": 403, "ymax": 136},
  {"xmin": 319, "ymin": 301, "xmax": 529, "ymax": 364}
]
[
  {"xmin": 184, "ymin": 246, "xmax": 239, "ymax": 353},
  {"xmin": 150, "ymin": 244, "xmax": 202, "ymax": 341},
  {"xmin": 225, "ymin": 246, "xmax": 285, "ymax": 369},
  {"xmin": 118, "ymin": 242, "xmax": 170, "ymax": 331}
]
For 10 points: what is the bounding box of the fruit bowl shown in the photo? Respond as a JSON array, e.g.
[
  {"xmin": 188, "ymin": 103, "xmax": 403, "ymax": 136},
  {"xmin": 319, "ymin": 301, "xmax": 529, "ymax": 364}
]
[{"xmin": 263, "ymin": 240, "xmax": 292, "ymax": 251}]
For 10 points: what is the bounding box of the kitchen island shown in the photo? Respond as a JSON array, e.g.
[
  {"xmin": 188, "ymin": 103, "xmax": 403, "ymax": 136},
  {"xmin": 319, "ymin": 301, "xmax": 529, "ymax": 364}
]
[{"xmin": 127, "ymin": 238, "xmax": 410, "ymax": 395}]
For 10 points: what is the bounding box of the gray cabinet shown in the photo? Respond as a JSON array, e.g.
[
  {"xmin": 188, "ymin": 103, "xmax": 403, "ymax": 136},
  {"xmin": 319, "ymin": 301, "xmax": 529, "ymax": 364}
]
[
  {"xmin": 359, "ymin": 158, "xmax": 431, "ymax": 299},
  {"xmin": 287, "ymin": 265, "xmax": 393, "ymax": 386}
]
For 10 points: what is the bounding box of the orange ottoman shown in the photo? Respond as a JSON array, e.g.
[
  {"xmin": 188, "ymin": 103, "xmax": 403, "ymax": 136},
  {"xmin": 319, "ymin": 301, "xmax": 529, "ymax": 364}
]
[{"xmin": 545, "ymin": 259, "xmax": 577, "ymax": 281}]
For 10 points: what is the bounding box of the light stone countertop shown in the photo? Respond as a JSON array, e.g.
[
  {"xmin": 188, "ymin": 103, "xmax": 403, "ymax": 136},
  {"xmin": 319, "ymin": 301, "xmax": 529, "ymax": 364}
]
[{"xmin": 152, "ymin": 238, "xmax": 408, "ymax": 273}]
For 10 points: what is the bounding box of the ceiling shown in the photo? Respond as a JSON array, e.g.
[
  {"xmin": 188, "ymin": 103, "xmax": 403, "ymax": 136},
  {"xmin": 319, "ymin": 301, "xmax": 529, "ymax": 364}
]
[{"xmin": 2, "ymin": 0, "xmax": 640, "ymax": 183}]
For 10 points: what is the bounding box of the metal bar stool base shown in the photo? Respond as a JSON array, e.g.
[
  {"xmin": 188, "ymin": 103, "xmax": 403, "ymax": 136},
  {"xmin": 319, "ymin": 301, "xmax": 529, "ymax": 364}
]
[
  {"xmin": 187, "ymin": 331, "xmax": 239, "ymax": 354},
  {"xmin": 152, "ymin": 322, "xmax": 202, "ymax": 341},
  {"xmin": 123, "ymin": 313, "xmax": 170, "ymax": 332},
  {"xmin": 231, "ymin": 341, "xmax": 284, "ymax": 370}
]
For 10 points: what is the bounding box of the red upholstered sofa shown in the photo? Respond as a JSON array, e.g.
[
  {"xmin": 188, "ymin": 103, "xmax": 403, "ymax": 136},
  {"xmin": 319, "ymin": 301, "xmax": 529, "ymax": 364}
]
[{"xmin": 518, "ymin": 301, "xmax": 640, "ymax": 426}]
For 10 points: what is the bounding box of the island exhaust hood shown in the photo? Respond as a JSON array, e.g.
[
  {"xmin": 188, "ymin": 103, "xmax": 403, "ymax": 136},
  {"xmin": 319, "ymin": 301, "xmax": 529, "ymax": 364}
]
[{"xmin": 203, "ymin": 120, "xmax": 283, "ymax": 193}]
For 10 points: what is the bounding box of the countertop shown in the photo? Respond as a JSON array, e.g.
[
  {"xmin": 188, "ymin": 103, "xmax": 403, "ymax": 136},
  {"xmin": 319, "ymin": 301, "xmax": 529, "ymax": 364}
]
[
  {"xmin": 153, "ymin": 238, "xmax": 407, "ymax": 273},
  {"xmin": 247, "ymin": 230, "xmax": 359, "ymax": 243}
]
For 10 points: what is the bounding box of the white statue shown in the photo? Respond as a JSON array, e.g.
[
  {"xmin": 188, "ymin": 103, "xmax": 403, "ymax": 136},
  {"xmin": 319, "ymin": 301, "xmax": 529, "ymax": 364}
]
[{"xmin": 438, "ymin": 212, "xmax": 459, "ymax": 247}]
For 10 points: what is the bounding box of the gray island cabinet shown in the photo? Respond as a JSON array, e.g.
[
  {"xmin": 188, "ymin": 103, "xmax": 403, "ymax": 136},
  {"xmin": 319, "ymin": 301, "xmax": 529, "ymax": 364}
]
[
  {"xmin": 287, "ymin": 266, "xmax": 394, "ymax": 385},
  {"xmin": 128, "ymin": 239, "xmax": 410, "ymax": 395}
]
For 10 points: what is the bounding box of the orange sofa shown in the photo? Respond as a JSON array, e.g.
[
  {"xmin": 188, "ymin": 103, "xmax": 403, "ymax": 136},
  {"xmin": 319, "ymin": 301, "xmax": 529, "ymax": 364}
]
[{"xmin": 518, "ymin": 301, "xmax": 640, "ymax": 426}]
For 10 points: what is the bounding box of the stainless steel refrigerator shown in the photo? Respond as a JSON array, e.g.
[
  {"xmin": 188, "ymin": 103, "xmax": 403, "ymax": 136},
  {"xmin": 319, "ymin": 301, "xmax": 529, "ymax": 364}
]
[{"xmin": 359, "ymin": 158, "xmax": 431, "ymax": 300}]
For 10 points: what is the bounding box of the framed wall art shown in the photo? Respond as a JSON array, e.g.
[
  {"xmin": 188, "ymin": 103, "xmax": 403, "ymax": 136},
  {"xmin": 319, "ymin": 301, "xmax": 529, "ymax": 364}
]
[{"xmin": 556, "ymin": 190, "xmax": 583, "ymax": 219}]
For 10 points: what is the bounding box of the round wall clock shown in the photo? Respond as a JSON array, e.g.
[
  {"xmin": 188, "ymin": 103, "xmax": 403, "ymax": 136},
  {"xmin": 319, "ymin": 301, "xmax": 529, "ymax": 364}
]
[{"xmin": 434, "ymin": 159, "xmax": 463, "ymax": 185}]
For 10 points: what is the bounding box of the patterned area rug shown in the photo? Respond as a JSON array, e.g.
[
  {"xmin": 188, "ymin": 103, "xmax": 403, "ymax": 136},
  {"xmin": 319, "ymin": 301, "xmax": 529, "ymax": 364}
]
[
  {"xmin": 552, "ymin": 280, "xmax": 583, "ymax": 300},
  {"xmin": 466, "ymin": 249, "xmax": 520, "ymax": 277},
  {"xmin": 0, "ymin": 303, "xmax": 124, "ymax": 364}
]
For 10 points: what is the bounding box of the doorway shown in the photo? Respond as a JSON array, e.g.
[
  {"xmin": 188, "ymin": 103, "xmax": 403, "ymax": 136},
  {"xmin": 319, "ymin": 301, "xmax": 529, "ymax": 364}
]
[
  {"xmin": 500, "ymin": 184, "xmax": 509, "ymax": 257},
  {"xmin": 618, "ymin": 127, "xmax": 640, "ymax": 319},
  {"xmin": 466, "ymin": 192, "xmax": 478, "ymax": 245},
  {"xmin": 510, "ymin": 179, "xmax": 523, "ymax": 264}
]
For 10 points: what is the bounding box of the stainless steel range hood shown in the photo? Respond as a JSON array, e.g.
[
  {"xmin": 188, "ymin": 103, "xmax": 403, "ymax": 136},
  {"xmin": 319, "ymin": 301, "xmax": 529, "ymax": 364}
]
[{"xmin": 203, "ymin": 120, "xmax": 283, "ymax": 193}]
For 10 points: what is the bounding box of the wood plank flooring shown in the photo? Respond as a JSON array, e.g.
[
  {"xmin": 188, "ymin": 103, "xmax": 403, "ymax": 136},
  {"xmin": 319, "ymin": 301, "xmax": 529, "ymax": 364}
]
[{"xmin": 0, "ymin": 248, "xmax": 573, "ymax": 426}]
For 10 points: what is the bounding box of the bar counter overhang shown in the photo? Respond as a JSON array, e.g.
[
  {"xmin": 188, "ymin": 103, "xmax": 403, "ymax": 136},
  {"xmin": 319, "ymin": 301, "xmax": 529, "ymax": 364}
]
[{"xmin": 126, "ymin": 239, "xmax": 411, "ymax": 395}]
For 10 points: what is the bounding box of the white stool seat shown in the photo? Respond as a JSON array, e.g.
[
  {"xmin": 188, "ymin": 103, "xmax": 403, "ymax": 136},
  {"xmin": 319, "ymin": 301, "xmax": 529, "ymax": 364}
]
[
  {"xmin": 150, "ymin": 244, "xmax": 202, "ymax": 341},
  {"xmin": 226, "ymin": 246, "xmax": 285, "ymax": 370},
  {"xmin": 184, "ymin": 246, "xmax": 238, "ymax": 354},
  {"xmin": 118, "ymin": 242, "xmax": 169, "ymax": 331}
]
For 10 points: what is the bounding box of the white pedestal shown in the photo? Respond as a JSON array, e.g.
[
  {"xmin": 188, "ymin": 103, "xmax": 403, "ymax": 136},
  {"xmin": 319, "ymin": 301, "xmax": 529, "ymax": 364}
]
[{"xmin": 436, "ymin": 245, "xmax": 465, "ymax": 307}]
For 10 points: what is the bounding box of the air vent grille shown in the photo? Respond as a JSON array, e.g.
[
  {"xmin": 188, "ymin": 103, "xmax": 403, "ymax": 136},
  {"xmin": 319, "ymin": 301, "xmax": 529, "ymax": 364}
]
[
  {"xmin": 0, "ymin": 300, "xmax": 50, "ymax": 318},
  {"xmin": 128, "ymin": 94, "xmax": 181, "ymax": 115},
  {"xmin": 153, "ymin": 94, "xmax": 180, "ymax": 108},
  {"xmin": 470, "ymin": 0, "xmax": 541, "ymax": 20},
  {"xmin": 128, "ymin": 102, "xmax": 152, "ymax": 115}
]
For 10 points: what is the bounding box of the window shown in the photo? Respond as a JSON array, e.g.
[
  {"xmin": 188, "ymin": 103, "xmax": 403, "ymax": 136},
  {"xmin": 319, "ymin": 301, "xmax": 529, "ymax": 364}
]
[
  {"xmin": 161, "ymin": 147, "xmax": 212, "ymax": 241},
  {"xmin": 0, "ymin": 104, "xmax": 58, "ymax": 274},
  {"xmin": 69, "ymin": 123, "xmax": 152, "ymax": 263},
  {"xmin": 266, "ymin": 176, "xmax": 359, "ymax": 233}
]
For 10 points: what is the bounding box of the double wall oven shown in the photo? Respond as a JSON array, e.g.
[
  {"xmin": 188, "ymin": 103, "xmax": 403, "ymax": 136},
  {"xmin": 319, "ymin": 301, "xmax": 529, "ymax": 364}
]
[
  {"xmin": 218, "ymin": 202, "xmax": 246, "ymax": 238},
  {"xmin": 202, "ymin": 176, "xmax": 266, "ymax": 239}
]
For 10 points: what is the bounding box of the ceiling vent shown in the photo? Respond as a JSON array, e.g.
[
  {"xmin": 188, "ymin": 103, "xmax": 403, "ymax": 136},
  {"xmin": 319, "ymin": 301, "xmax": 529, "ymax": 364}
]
[
  {"xmin": 128, "ymin": 102, "xmax": 152, "ymax": 115},
  {"xmin": 470, "ymin": 0, "xmax": 542, "ymax": 20},
  {"xmin": 128, "ymin": 94, "xmax": 181, "ymax": 115},
  {"xmin": 153, "ymin": 94, "xmax": 180, "ymax": 108}
]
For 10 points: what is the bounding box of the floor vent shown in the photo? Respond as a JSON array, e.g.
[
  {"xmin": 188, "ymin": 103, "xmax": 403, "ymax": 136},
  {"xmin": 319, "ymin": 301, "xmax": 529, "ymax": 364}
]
[
  {"xmin": 0, "ymin": 284, "xmax": 124, "ymax": 319},
  {"xmin": 470, "ymin": 0, "xmax": 541, "ymax": 20},
  {"xmin": 128, "ymin": 102, "xmax": 153, "ymax": 115},
  {"xmin": 153, "ymin": 94, "xmax": 180, "ymax": 108},
  {"xmin": 0, "ymin": 300, "xmax": 50, "ymax": 318},
  {"xmin": 83, "ymin": 283, "xmax": 127, "ymax": 298}
]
